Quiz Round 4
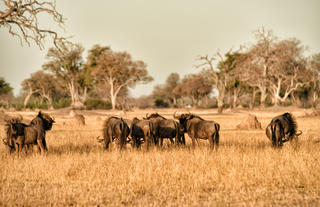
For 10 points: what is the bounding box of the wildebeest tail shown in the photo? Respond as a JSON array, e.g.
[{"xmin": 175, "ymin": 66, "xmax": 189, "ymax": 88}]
[{"xmin": 214, "ymin": 122, "xmax": 220, "ymax": 146}]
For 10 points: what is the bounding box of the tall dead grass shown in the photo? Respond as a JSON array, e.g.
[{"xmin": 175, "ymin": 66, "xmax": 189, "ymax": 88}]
[{"xmin": 0, "ymin": 110, "xmax": 320, "ymax": 206}]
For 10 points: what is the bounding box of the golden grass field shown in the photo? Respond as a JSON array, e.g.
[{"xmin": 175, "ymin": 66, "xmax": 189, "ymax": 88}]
[{"xmin": 1, "ymin": 107, "xmax": 320, "ymax": 206}]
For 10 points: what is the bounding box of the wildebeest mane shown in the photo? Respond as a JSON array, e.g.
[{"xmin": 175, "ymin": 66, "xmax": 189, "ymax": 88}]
[
  {"xmin": 188, "ymin": 114, "xmax": 204, "ymax": 120},
  {"xmin": 31, "ymin": 111, "xmax": 55, "ymax": 130},
  {"xmin": 282, "ymin": 112, "xmax": 298, "ymax": 136}
]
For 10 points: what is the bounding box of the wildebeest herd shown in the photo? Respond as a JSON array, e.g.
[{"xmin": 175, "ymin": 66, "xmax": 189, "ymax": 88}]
[{"xmin": 2, "ymin": 111, "xmax": 302, "ymax": 155}]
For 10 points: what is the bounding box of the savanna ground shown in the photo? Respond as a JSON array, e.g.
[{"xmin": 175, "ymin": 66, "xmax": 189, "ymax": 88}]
[{"xmin": 0, "ymin": 107, "xmax": 320, "ymax": 207}]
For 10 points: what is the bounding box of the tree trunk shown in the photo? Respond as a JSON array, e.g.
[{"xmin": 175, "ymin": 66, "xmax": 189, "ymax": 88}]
[
  {"xmin": 217, "ymin": 93, "xmax": 224, "ymax": 114},
  {"xmin": 312, "ymin": 92, "xmax": 318, "ymax": 109},
  {"xmin": 24, "ymin": 83, "xmax": 33, "ymax": 109},
  {"xmin": 228, "ymin": 90, "xmax": 233, "ymax": 109},
  {"xmin": 259, "ymin": 86, "xmax": 267, "ymax": 108},
  {"xmin": 69, "ymin": 79, "xmax": 83, "ymax": 109},
  {"xmin": 233, "ymin": 88, "xmax": 238, "ymax": 109},
  {"xmin": 249, "ymin": 88, "xmax": 257, "ymax": 109},
  {"xmin": 24, "ymin": 93, "xmax": 32, "ymax": 109}
]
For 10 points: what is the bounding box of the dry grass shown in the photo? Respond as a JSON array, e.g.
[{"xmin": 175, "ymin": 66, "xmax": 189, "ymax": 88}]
[{"xmin": 1, "ymin": 108, "xmax": 320, "ymax": 206}]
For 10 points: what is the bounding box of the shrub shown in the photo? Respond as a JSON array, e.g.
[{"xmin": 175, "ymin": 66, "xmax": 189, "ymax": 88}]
[
  {"xmin": 53, "ymin": 98, "xmax": 72, "ymax": 109},
  {"xmin": 154, "ymin": 98, "xmax": 169, "ymax": 108},
  {"xmin": 84, "ymin": 98, "xmax": 112, "ymax": 110}
]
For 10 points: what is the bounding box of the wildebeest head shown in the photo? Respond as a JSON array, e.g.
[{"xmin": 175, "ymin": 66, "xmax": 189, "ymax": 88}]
[
  {"xmin": 31, "ymin": 111, "xmax": 55, "ymax": 130},
  {"xmin": 173, "ymin": 112, "xmax": 203, "ymax": 132}
]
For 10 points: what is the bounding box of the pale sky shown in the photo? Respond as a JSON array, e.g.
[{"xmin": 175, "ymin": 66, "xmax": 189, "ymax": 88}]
[{"xmin": 0, "ymin": 0, "xmax": 319, "ymax": 97}]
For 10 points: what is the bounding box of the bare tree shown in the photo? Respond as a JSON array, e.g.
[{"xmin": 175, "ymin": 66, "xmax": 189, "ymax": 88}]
[
  {"xmin": 244, "ymin": 27, "xmax": 278, "ymax": 107},
  {"xmin": 42, "ymin": 43, "xmax": 86, "ymax": 109},
  {"xmin": 195, "ymin": 50, "xmax": 239, "ymax": 113},
  {"xmin": 268, "ymin": 39, "xmax": 308, "ymax": 105},
  {"xmin": 21, "ymin": 80, "xmax": 39, "ymax": 108},
  {"xmin": 92, "ymin": 49, "xmax": 153, "ymax": 110},
  {"xmin": 0, "ymin": 0, "xmax": 68, "ymax": 49}
]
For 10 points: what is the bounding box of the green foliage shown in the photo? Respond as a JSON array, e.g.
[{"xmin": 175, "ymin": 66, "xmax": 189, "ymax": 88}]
[
  {"xmin": 154, "ymin": 98, "xmax": 169, "ymax": 108},
  {"xmin": 53, "ymin": 98, "xmax": 72, "ymax": 109},
  {"xmin": 0, "ymin": 77, "xmax": 13, "ymax": 95},
  {"xmin": 26, "ymin": 102, "xmax": 49, "ymax": 109},
  {"xmin": 84, "ymin": 98, "xmax": 112, "ymax": 110}
]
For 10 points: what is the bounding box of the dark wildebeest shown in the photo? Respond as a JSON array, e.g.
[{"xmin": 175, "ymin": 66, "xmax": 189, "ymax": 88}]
[
  {"xmin": 97, "ymin": 116, "xmax": 130, "ymax": 150},
  {"xmin": 145, "ymin": 113, "xmax": 185, "ymax": 146},
  {"xmin": 174, "ymin": 112, "xmax": 220, "ymax": 150},
  {"xmin": 265, "ymin": 112, "xmax": 302, "ymax": 147},
  {"xmin": 3, "ymin": 116, "xmax": 24, "ymax": 153},
  {"xmin": 130, "ymin": 117, "xmax": 155, "ymax": 150},
  {"xmin": 4, "ymin": 111, "xmax": 55, "ymax": 155}
]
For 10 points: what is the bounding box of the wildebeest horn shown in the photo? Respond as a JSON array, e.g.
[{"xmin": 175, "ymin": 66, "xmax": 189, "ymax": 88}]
[
  {"xmin": 17, "ymin": 114, "xmax": 23, "ymax": 121},
  {"xmin": 96, "ymin": 136, "xmax": 104, "ymax": 143},
  {"xmin": 296, "ymin": 130, "xmax": 302, "ymax": 136},
  {"xmin": 145, "ymin": 113, "xmax": 149, "ymax": 118},
  {"xmin": 173, "ymin": 111, "xmax": 179, "ymax": 119}
]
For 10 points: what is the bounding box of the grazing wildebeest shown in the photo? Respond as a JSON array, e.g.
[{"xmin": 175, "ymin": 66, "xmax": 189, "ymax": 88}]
[
  {"xmin": 145, "ymin": 113, "xmax": 185, "ymax": 146},
  {"xmin": 174, "ymin": 112, "xmax": 220, "ymax": 150},
  {"xmin": 97, "ymin": 116, "xmax": 130, "ymax": 150},
  {"xmin": 265, "ymin": 112, "xmax": 302, "ymax": 147},
  {"xmin": 4, "ymin": 111, "xmax": 55, "ymax": 155},
  {"xmin": 130, "ymin": 117, "xmax": 155, "ymax": 149}
]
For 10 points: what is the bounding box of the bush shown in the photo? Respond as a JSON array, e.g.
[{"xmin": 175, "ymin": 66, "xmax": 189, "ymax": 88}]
[
  {"xmin": 26, "ymin": 102, "xmax": 49, "ymax": 110},
  {"xmin": 154, "ymin": 98, "xmax": 169, "ymax": 108},
  {"xmin": 85, "ymin": 98, "xmax": 112, "ymax": 110},
  {"xmin": 53, "ymin": 98, "xmax": 72, "ymax": 109}
]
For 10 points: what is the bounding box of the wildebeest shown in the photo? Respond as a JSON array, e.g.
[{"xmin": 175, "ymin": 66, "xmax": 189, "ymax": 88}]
[
  {"xmin": 130, "ymin": 117, "xmax": 155, "ymax": 149},
  {"xmin": 174, "ymin": 112, "xmax": 220, "ymax": 150},
  {"xmin": 265, "ymin": 112, "xmax": 302, "ymax": 147},
  {"xmin": 97, "ymin": 116, "xmax": 130, "ymax": 150},
  {"xmin": 145, "ymin": 113, "xmax": 185, "ymax": 146},
  {"xmin": 4, "ymin": 111, "xmax": 55, "ymax": 155}
]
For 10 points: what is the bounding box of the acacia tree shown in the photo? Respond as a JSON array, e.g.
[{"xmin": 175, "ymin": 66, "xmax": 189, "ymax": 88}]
[
  {"xmin": 0, "ymin": 0, "xmax": 68, "ymax": 50},
  {"xmin": 21, "ymin": 70, "xmax": 64, "ymax": 109},
  {"xmin": 92, "ymin": 49, "xmax": 153, "ymax": 110},
  {"xmin": 195, "ymin": 50, "xmax": 239, "ymax": 113},
  {"xmin": 242, "ymin": 28, "xmax": 277, "ymax": 107},
  {"xmin": 42, "ymin": 43, "xmax": 86, "ymax": 108},
  {"xmin": 173, "ymin": 72, "xmax": 212, "ymax": 107},
  {"xmin": 268, "ymin": 38, "xmax": 308, "ymax": 105},
  {"xmin": 0, "ymin": 77, "xmax": 14, "ymax": 107},
  {"xmin": 152, "ymin": 73, "xmax": 180, "ymax": 106}
]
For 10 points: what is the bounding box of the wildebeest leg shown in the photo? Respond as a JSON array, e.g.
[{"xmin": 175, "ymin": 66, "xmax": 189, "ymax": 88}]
[
  {"xmin": 160, "ymin": 137, "xmax": 164, "ymax": 147},
  {"xmin": 273, "ymin": 122, "xmax": 282, "ymax": 148},
  {"xmin": 37, "ymin": 136, "xmax": 47, "ymax": 154},
  {"xmin": 195, "ymin": 138, "xmax": 200, "ymax": 146},
  {"xmin": 42, "ymin": 138, "xmax": 48, "ymax": 151},
  {"xmin": 119, "ymin": 136, "xmax": 126, "ymax": 150},
  {"xmin": 18, "ymin": 143, "xmax": 25, "ymax": 157},
  {"xmin": 209, "ymin": 135, "xmax": 214, "ymax": 150},
  {"xmin": 191, "ymin": 137, "xmax": 196, "ymax": 148},
  {"xmin": 169, "ymin": 138, "xmax": 174, "ymax": 145},
  {"xmin": 181, "ymin": 133, "xmax": 186, "ymax": 145}
]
